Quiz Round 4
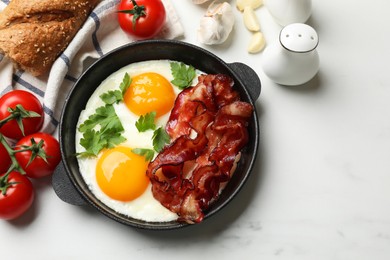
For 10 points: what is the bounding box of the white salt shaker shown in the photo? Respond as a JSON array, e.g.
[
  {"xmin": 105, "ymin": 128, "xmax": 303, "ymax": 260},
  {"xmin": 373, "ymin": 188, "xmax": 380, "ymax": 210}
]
[
  {"xmin": 264, "ymin": 0, "xmax": 312, "ymax": 26},
  {"xmin": 261, "ymin": 23, "xmax": 319, "ymax": 86}
]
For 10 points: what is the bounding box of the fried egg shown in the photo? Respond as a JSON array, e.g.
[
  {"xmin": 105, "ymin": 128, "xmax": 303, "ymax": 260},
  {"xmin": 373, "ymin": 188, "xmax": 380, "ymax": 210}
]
[{"xmin": 75, "ymin": 60, "xmax": 201, "ymax": 222}]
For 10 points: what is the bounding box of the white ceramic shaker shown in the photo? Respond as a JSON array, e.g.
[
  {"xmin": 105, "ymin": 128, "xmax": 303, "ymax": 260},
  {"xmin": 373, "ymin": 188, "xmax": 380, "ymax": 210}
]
[
  {"xmin": 264, "ymin": 0, "xmax": 312, "ymax": 26},
  {"xmin": 261, "ymin": 23, "xmax": 319, "ymax": 86}
]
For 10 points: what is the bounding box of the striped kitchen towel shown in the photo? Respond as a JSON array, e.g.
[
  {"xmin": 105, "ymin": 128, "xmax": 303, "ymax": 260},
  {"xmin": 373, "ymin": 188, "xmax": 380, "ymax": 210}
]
[{"xmin": 0, "ymin": 0, "xmax": 184, "ymax": 136}]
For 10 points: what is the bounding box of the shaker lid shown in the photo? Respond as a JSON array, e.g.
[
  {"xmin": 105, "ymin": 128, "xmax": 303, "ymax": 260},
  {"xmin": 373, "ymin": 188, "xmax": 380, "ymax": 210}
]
[{"xmin": 279, "ymin": 23, "xmax": 319, "ymax": 53}]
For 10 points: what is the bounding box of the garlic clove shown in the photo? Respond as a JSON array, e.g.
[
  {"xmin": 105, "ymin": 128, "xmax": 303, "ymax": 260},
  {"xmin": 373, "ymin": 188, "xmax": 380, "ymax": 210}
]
[
  {"xmin": 248, "ymin": 31, "xmax": 266, "ymax": 53},
  {"xmin": 243, "ymin": 6, "xmax": 260, "ymax": 32},
  {"xmin": 236, "ymin": 0, "xmax": 263, "ymax": 12}
]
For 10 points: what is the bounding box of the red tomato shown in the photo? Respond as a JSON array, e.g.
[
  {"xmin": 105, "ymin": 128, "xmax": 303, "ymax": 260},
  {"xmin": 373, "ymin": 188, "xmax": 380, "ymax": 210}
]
[
  {"xmin": 15, "ymin": 132, "xmax": 61, "ymax": 179},
  {"xmin": 0, "ymin": 90, "xmax": 44, "ymax": 140},
  {"xmin": 0, "ymin": 141, "xmax": 11, "ymax": 174},
  {"xmin": 118, "ymin": 0, "xmax": 166, "ymax": 39},
  {"xmin": 0, "ymin": 171, "xmax": 34, "ymax": 220}
]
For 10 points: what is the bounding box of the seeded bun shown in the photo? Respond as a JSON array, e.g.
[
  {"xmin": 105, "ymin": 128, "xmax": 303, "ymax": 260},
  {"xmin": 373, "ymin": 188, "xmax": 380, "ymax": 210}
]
[{"xmin": 0, "ymin": 0, "xmax": 99, "ymax": 76}]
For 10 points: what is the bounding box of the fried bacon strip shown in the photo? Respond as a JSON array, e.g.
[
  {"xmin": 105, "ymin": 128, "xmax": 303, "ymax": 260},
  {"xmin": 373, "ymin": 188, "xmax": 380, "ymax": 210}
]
[{"xmin": 146, "ymin": 74, "xmax": 254, "ymax": 224}]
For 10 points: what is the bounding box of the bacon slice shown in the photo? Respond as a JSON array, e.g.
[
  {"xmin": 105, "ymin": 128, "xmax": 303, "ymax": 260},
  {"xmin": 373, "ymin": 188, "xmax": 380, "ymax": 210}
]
[{"xmin": 147, "ymin": 74, "xmax": 254, "ymax": 224}]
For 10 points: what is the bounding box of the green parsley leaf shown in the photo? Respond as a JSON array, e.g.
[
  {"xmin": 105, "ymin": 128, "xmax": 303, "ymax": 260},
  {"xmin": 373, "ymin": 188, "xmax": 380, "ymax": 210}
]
[
  {"xmin": 135, "ymin": 111, "xmax": 156, "ymax": 132},
  {"xmin": 103, "ymin": 129, "xmax": 127, "ymax": 149},
  {"xmin": 132, "ymin": 148, "xmax": 155, "ymax": 162},
  {"xmin": 100, "ymin": 90, "xmax": 123, "ymax": 105},
  {"xmin": 78, "ymin": 105, "xmax": 126, "ymax": 157},
  {"xmin": 119, "ymin": 72, "xmax": 131, "ymax": 93},
  {"xmin": 100, "ymin": 73, "xmax": 131, "ymax": 105},
  {"xmin": 78, "ymin": 128, "xmax": 126, "ymax": 158},
  {"xmin": 78, "ymin": 105, "xmax": 123, "ymax": 133},
  {"xmin": 152, "ymin": 127, "xmax": 170, "ymax": 153},
  {"xmin": 170, "ymin": 62, "xmax": 196, "ymax": 90},
  {"xmin": 78, "ymin": 129, "xmax": 106, "ymax": 157}
]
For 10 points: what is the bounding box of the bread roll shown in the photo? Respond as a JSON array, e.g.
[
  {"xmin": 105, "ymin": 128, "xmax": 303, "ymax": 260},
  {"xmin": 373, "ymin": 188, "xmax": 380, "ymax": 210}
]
[{"xmin": 0, "ymin": 0, "xmax": 99, "ymax": 76}]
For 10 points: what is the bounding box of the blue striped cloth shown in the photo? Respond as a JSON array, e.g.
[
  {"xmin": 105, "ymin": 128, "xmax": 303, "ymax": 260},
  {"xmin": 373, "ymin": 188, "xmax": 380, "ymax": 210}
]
[{"xmin": 0, "ymin": 0, "xmax": 184, "ymax": 135}]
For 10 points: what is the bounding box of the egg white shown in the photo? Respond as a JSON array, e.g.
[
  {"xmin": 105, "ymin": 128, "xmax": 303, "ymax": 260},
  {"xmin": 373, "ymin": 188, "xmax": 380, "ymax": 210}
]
[{"xmin": 75, "ymin": 60, "xmax": 202, "ymax": 222}]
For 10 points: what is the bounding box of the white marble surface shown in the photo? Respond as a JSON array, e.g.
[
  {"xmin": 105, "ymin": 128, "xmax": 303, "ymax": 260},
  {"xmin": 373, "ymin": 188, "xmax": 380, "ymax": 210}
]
[{"xmin": 2, "ymin": 0, "xmax": 390, "ymax": 259}]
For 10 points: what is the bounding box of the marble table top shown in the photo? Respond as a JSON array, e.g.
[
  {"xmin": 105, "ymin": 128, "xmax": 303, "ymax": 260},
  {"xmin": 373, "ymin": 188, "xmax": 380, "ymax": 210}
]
[{"xmin": 2, "ymin": 0, "xmax": 390, "ymax": 259}]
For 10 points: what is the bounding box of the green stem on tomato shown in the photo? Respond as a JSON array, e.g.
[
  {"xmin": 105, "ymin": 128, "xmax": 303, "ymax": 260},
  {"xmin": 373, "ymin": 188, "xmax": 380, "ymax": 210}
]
[
  {"xmin": 0, "ymin": 171, "xmax": 11, "ymax": 195},
  {"xmin": 118, "ymin": 0, "xmax": 146, "ymax": 31},
  {"xmin": 19, "ymin": 139, "xmax": 48, "ymax": 167},
  {"xmin": 0, "ymin": 113, "xmax": 15, "ymax": 127},
  {"xmin": 0, "ymin": 170, "xmax": 20, "ymax": 195},
  {"xmin": 0, "ymin": 104, "xmax": 41, "ymax": 135},
  {"xmin": 0, "ymin": 134, "xmax": 25, "ymax": 175}
]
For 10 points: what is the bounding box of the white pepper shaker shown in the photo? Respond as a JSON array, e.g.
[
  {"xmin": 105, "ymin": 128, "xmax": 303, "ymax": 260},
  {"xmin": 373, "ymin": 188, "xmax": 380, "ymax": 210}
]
[
  {"xmin": 264, "ymin": 0, "xmax": 312, "ymax": 26},
  {"xmin": 261, "ymin": 23, "xmax": 319, "ymax": 86}
]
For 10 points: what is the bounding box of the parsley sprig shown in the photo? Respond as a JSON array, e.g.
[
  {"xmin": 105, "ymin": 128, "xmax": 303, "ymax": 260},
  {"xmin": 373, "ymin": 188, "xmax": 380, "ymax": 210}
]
[
  {"xmin": 170, "ymin": 62, "xmax": 196, "ymax": 89},
  {"xmin": 77, "ymin": 73, "xmax": 131, "ymax": 157},
  {"xmin": 100, "ymin": 73, "xmax": 131, "ymax": 104},
  {"xmin": 135, "ymin": 111, "xmax": 156, "ymax": 132},
  {"xmin": 152, "ymin": 127, "xmax": 170, "ymax": 152},
  {"xmin": 131, "ymin": 148, "xmax": 154, "ymax": 162},
  {"xmin": 132, "ymin": 112, "xmax": 170, "ymax": 161}
]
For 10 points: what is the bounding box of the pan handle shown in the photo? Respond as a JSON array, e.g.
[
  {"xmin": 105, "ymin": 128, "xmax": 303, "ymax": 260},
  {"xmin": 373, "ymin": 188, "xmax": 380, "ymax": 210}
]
[
  {"xmin": 228, "ymin": 62, "xmax": 261, "ymax": 101},
  {"xmin": 52, "ymin": 162, "xmax": 88, "ymax": 206}
]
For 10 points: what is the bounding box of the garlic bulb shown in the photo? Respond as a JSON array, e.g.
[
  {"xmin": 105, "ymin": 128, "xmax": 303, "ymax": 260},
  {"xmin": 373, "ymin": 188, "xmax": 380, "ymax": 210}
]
[{"xmin": 197, "ymin": 2, "xmax": 235, "ymax": 45}]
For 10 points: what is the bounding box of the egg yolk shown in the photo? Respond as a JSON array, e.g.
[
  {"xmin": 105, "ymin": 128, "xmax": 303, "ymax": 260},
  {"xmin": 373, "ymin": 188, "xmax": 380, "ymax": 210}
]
[
  {"xmin": 124, "ymin": 72, "xmax": 175, "ymax": 117},
  {"xmin": 96, "ymin": 146, "xmax": 149, "ymax": 202}
]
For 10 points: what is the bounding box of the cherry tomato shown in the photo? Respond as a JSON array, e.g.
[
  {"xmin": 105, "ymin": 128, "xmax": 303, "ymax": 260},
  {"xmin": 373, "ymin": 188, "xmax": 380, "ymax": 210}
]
[
  {"xmin": 15, "ymin": 132, "xmax": 61, "ymax": 179},
  {"xmin": 118, "ymin": 0, "xmax": 166, "ymax": 39},
  {"xmin": 0, "ymin": 142, "xmax": 11, "ymax": 174},
  {"xmin": 0, "ymin": 90, "xmax": 44, "ymax": 140},
  {"xmin": 0, "ymin": 171, "xmax": 34, "ymax": 220}
]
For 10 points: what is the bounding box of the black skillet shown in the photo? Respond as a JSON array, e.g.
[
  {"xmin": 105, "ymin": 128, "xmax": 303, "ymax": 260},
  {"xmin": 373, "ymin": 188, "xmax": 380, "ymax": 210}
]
[{"xmin": 52, "ymin": 40, "xmax": 261, "ymax": 230}]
